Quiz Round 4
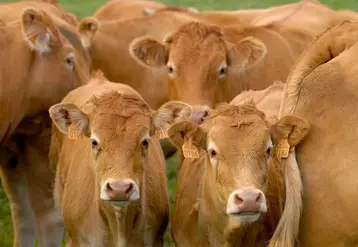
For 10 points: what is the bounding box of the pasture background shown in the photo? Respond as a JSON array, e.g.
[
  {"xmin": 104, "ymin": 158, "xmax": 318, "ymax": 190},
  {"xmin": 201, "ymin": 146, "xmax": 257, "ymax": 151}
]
[{"xmin": 0, "ymin": 0, "xmax": 357, "ymax": 246}]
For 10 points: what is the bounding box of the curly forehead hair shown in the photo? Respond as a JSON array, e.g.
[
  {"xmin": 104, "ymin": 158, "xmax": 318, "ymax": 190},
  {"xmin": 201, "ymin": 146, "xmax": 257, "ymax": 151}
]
[{"xmin": 90, "ymin": 90, "xmax": 151, "ymax": 117}]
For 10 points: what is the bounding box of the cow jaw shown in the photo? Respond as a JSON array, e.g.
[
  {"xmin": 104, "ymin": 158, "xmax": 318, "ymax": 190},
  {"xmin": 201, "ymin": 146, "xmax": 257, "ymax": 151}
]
[
  {"xmin": 100, "ymin": 178, "xmax": 140, "ymax": 207},
  {"xmin": 226, "ymin": 187, "xmax": 267, "ymax": 224}
]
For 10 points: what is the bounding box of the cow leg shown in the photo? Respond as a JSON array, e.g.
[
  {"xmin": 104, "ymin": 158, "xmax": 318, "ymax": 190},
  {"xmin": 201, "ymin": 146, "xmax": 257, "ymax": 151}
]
[
  {"xmin": 24, "ymin": 135, "xmax": 64, "ymax": 247},
  {"xmin": 0, "ymin": 148, "xmax": 36, "ymax": 247}
]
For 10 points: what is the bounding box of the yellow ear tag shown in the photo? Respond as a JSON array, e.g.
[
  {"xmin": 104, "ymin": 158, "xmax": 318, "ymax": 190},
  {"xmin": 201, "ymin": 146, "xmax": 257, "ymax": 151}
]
[
  {"xmin": 275, "ymin": 139, "xmax": 290, "ymax": 159},
  {"xmin": 68, "ymin": 124, "xmax": 82, "ymax": 140},
  {"xmin": 182, "ymin": 137, "xmax": 200, "ymax": 159},
  {"xmin": 155, "ymin": 127, "xmax": 169, "ymax": 139}
]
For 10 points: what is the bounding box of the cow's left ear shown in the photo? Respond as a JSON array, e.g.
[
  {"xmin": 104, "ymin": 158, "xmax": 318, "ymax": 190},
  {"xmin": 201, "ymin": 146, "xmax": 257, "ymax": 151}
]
[
  {"xmin": 49, "ymin": 103, "xmax": 90, "ymax": 139},
  {"xmin": 151, "ymin": 101, "xmax": 193, "ymax": 139},
  {"xmin": 227, "ymin": 36, "xmax": 267, "ymax": 70},
  {"xmin": 21, "ymin": 7, "xmax": 61, "ymax": 54},
  {"xmin": 270, "ymin": 115, "xmax": 310, "ymax": 159}
]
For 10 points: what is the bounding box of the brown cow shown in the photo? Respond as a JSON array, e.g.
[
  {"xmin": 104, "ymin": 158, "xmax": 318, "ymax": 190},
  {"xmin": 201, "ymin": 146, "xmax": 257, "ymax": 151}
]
[
  {"xmin": 0, "ymin": 4, "xmax": 89, "ymax": 246},
  {"xmin": 48, "ymin": 72, "xmax": 194, "ymax": 246},
  {"xmin": 271, "ymin": 21, "xmax": 358, "ymax": 247},
  {"xmin": 166, "ymin": 103, "xmax": 309, "ymax": 246},
  {"xmin": 94, "ymin": 0, "xmax": 199, "ymax": 21},
  {"xmin": 130, "ymin": 21, "xmax": 311, "ymax": 108}
]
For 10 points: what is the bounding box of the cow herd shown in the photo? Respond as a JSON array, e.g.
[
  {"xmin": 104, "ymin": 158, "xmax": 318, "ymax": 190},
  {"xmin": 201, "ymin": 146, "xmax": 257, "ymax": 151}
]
[{"xmin": 1, "ymin": 0, "xmax": 358, "ymax": 246}]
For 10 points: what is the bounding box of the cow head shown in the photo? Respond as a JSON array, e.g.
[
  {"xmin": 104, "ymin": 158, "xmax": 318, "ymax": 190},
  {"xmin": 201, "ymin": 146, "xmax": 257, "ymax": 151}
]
[
  {"xmin": 49, "ymin": 92, "xmax": 193, "ymax": 207},
  {"xmin": 20, "ymin": 7, "xmax": 90, "ymax": 112},
  {"xmin": 168, "ymin": 103, "xmax": 309, "ymax": 225},
  {"xmin": 130, "ymin": 22, "xmax": 267, "ymax": 108}
]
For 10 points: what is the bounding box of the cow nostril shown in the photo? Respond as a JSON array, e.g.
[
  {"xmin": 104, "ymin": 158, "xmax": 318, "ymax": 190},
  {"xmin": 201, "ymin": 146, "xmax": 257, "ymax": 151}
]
[
  {"xmin": 256, "ymin": 193, "xmax": 261, "ymax": 202},
  {"xmin": 235, "ymin": 194, "xmax": 243, "ymax": 205},
  {"xmin": 106, "ymin": 183, "xmax": 113, "ymax": 192},
  {"xmin": 125, "ymin": 183, "xmax": 133, "ymax": 194},
  {"xmin": 203, "ymin": 110, "xmax": 208, "ymax": 118}
]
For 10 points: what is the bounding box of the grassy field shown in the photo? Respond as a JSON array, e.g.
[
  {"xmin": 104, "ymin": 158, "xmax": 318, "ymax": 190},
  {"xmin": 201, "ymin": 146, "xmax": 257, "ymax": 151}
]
[{"xmin": 1, "ymin": 0, "xmax": 358, "ymax": 246}]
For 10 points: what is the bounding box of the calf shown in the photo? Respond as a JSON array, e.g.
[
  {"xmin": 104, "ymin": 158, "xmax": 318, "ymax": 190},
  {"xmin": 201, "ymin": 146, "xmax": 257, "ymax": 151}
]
[
  {"xmin": 49, "ymin": 72, "xmax": 193, "ymax": 246},
  {"xmin": 167, "ymin": 103, "xmax": 309, "ymax": 246}
]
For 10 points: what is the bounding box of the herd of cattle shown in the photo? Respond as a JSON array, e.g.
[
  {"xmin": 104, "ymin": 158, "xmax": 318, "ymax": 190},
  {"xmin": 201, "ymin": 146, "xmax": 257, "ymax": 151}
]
[{"xmin": 1, "ymin": 0, "xmax": 358, "ymax": 246}]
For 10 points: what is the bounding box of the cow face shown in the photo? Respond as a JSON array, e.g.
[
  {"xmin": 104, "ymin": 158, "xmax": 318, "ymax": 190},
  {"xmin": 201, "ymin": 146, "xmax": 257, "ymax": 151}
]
[
  {"xmin": 20, "ymin": 8, "xmax": 90, "ymax": 114},
  {"xmin": 130, "ymin": 22, "xmax": 266, "ymax": 108},
  {"xmin": 49, "ymin": 93, "xmax": 192, "ymax": 207},
  {"xmin": 168, "ymin": 104, "xmax": 309, "ymax": 224}
]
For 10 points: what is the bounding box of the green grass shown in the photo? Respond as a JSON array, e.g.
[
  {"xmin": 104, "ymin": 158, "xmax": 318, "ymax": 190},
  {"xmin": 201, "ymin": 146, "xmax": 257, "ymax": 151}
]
[{"xmin": 1, "ymin": 0, "xmax": 358, "ymax": 246}]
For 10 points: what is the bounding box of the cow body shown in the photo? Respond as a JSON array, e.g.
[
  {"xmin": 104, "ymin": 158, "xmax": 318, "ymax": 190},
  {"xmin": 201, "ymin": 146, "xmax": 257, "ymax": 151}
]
[
  {"xmin": 276, "ymin": 21, "xmax": 358, "ymax": 247},
  {"xmin": 230, "ymin": 81, "xmax": 285, "ymax": 119},
  {"xmin": 0, "ymin": 2, "xmax": 89, "ymax": 246}
]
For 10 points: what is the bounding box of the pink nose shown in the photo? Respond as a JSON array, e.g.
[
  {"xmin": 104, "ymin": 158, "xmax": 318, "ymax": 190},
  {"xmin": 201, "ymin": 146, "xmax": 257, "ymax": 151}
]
[
  {"xmin": 234, "ymin": 189, "xmax": 264, "ymax": 213},
  {"xmin": 190, "ymin": 105, "xmax": 210, "ymax": 124},
  {"xmin": 105, "ymin": 181, "xmax": 135, "ymax": 201}
]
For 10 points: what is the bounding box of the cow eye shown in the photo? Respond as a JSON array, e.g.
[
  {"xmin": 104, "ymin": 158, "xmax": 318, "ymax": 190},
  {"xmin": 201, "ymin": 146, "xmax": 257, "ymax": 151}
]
[
  {"xmin": 168, "ymin": 65, "xmax": 174, "ymax": 74},
  {"xmin": 219, "ymin": 68, "xmax": 226, "ymax": 77},
  {"xmin": 142, "ymin": 139, "xmax": 149, "ymax": 150},
  {"xmin": 64, "ymin": 52, "xmax": 75, "ymax": 70},
  {"xmin": 208, "ymin": 149, "xmax": 217, "ymax": 158},
  {"xmin": 91, "ymin": 139, "xmax": 99, "ymax": 150},
  {"xmin": 218, "ymin": 63, "xmax": 227, "ymax": 78},
  {"xmin": 266, "ymin": 146, "xmax": 272, "ymax": 155}
]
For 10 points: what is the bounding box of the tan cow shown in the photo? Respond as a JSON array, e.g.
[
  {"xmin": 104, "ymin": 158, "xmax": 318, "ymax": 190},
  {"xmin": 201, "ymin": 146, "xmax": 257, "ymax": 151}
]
[
  {"xmin": 130, "ymin": 21, "xmax": 311, "ymax": 108},
  {"xmin": 230, "ymin": 81, "xmax": 285, "ymax": 119},
  {"xmin": 166, "ymin": 103, "xmax": 309, "ymax": 246},
  {"xmin": 270, "ymin": 21, "xmax": 358, "ymax": 247},
  {"xmin": 94, "ymin": 0, "xmax": 199, "ymax": 21},
  {"xmin": 0, "ymin": 4, "xmax": 89, "ymax": 246},
  {"xmin": 48, "ymin": 71, "xmax": 195, "ymax": 246}
]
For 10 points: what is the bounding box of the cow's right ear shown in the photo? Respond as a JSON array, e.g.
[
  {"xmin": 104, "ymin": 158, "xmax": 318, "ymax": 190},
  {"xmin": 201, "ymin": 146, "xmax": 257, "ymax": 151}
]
[
  {"xmin": 168, "ymin": 121, "xmax": 207, "ymax": 158},
  {"xmin": 78, "ymin": 17, "xmax": 99, "ymax": 49},
  {"xmin": 21, "ymin": 7, "xmax": 61, "ymax": 54},
  {"xmin": 129, "ymin": 36, "xmax": 168, "ymax": 67},
  {"xmin": 49, "ymin": 103, "xmax": 90, "ymax": 139}
]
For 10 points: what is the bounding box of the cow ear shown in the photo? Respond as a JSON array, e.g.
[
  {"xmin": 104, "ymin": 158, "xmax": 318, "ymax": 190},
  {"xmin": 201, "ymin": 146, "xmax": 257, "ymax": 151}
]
[
  {"xmin": 78, "ymin": 17, "xmax": 99, "ymax": 49},
  {"xmin": 270, "ymin": 115, "xmax": 310, "ymax": 159},
  {"xmin": 129, "ymin": 36, "xmax": 168, "ymax": 67},
  {"xmin": 168, "ymin": 120, "xmax": 206, "ymax": 158},
  {"xmin": 227, "ymin": 36, "xmax": 267, "ymax": 70},
  {"xmin": 21, "ymin": 7, "xmax": 61, "ymax": 54},
  {"xmin": 151, "ymin": 101, "xmax": 193, "ymax": 139},
  {"xmin": 49, "ymin": 103, "xmax": 90, "ymax": 139}
]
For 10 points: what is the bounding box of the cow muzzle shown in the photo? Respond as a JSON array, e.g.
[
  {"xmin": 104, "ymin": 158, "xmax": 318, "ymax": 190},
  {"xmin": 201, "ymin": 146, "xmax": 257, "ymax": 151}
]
[
  {"xmin": 226, "ymin": 187, "xmax": 267, "ymax": 223},
  {"xmin": 100, "ymin": 178, "xmax": 140, "ymax": 207}
]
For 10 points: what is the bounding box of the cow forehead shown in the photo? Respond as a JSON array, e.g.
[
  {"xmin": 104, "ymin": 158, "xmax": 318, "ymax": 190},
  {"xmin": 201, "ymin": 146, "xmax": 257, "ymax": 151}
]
[
  {"xmin": 206, "ymin": 115, "xmax": 269, "ymax": 151},
  {"xmin": 92, "ymin": 113, "xmax": 150, "ymax": 140}
]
